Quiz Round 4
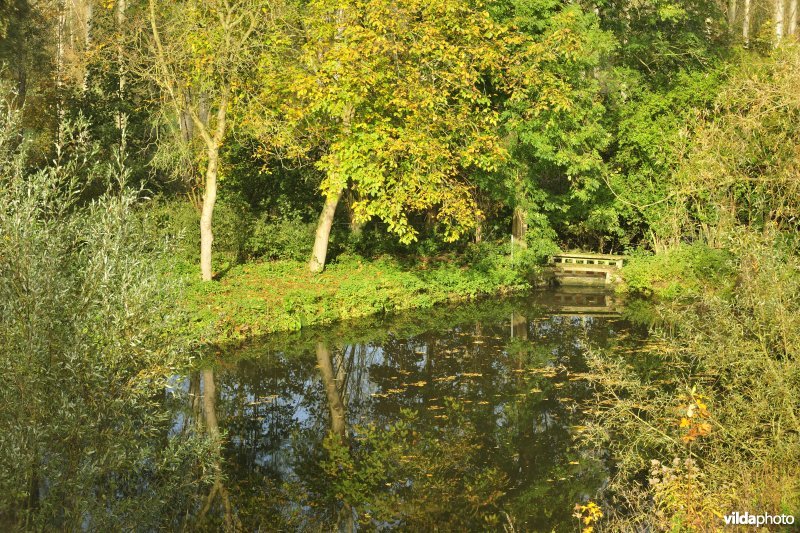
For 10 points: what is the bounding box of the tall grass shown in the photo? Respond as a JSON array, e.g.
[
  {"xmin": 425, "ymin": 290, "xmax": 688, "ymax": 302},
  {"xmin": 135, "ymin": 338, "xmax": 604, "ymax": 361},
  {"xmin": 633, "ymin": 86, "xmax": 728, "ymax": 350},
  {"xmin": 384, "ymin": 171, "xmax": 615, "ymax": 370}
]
[{"xmin": 585, "ymin": 230, "xmax": 800, "ymax": 530}]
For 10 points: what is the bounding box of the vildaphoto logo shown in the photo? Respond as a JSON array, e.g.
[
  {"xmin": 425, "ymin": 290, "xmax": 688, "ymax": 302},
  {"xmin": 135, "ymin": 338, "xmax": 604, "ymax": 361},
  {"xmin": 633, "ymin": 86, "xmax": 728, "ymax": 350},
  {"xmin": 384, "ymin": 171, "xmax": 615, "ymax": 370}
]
[{"xmin": 723, "ymin": 512, "xmax": 795, "ymax": 527}]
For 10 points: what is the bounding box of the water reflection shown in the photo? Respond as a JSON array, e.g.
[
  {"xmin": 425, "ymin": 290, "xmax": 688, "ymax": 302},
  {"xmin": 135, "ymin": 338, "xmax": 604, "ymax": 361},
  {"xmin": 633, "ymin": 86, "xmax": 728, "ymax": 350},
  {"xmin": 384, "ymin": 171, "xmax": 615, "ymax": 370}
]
[
  {"xmin": 186, "ymin": 289, "xmax": 644, "ymax": 531},
  {"xmin": 1, "ymin": 289, "xmax": 644, "ymax": 531}
]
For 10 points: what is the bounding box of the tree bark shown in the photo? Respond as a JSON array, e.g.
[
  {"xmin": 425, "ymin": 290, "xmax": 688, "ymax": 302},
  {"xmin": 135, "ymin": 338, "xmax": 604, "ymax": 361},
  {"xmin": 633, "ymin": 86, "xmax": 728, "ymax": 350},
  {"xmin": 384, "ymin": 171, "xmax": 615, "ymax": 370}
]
[
  {"xmin": 316, "ymin": 342, "xmax": 347, "ymax": 440},
  {"xmin": 728, "ymin": 0, "xmax": 737, "ymax": 30},
  {"xmin": 776, "ymin": 0, "xmax": 785, "ymax": 45},
  {"xmin": 309, "ymin": 189, "xmax": 343, "ymax": 273},
  {"xmin": 512, "ymin": 207, "xmax": 527, "ymax": 248},
  {"xmin": 200, "ymin": 145, "xmax": 219, "ymax": 281},
  {"xmin": 790, "ymin": 0, "xmax": 798, "ymax": 35},
  {"xmin": 344, "ymin": 187, "xmax": 364, "ymax": 236},
  {"xmin": 743, "ymin": 0, "xmax": 751, "ymax": 45},
  {"xmin": 115, "ymin": 0, "xmax": 127, "ymax": 157}
]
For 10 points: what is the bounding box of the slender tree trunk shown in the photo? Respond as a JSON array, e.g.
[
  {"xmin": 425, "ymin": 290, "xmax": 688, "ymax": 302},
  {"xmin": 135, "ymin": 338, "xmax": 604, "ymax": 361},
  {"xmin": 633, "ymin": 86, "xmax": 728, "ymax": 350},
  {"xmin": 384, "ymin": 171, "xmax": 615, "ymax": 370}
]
[
  {"xmin": 744, "ymin": 0, "xmax": 752, "ymax": 45},
  {"xmin": 512, "ymin": 207, "xmax": 528, "ymax": 248},
  {"xmin": 80, "ymin": 0, "xmax": 92, "ymax": 91},
  {"xmin": 776, "ymin": 0, "xmax": 785, "ymax": 45},
  {"xmin": 316, "ymin": 342, "xmax": 347, "ymax": 439},
  {"xmin": 115, "ymin": 0, "xmax": 127, "ymax": 158},
  {"xmin": 309, "ymin": 189, "xmax": 343, "ymax": 273},
  {"xmin": 790, "ymin": 0, "xmax": 798, "ymax": 35},
  {"xmin": 728, "ymin": 0, "xmax": 738, "ymax": 30},
  {"xmin": 196, "ymin": 91, "xmax": 227, "ymax": 282},
  {"xmin": 200, "ymin": 145, "xmax": 219, "ymax": 281},
  {"xmin": 56, "ymin": 1, "xmax": 66, "ymax": 139}
]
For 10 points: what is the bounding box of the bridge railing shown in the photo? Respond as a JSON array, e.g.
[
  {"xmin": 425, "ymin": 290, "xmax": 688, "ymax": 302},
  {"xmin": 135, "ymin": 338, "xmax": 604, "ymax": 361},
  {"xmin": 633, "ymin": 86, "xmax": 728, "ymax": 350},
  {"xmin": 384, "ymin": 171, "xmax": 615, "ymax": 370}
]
[{"xmin": 549, "ymin": 253, "xmax": 625, "ymax": 268}]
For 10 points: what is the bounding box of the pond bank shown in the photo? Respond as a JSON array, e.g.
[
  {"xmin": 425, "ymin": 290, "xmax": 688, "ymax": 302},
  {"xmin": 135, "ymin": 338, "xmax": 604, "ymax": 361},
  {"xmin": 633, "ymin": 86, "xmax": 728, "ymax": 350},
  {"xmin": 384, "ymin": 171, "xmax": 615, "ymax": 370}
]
[{"xmin": 181, "ymin": 254, "xmax": 531, "ymax": 345}]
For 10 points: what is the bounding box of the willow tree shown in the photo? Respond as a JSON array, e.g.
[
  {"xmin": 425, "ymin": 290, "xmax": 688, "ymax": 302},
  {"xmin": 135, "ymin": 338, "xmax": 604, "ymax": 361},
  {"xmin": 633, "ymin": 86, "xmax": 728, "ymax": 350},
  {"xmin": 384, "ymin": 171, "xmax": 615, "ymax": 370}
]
[
  {"xmin": 275, "ymin": 0, "xmax": 513, "ymax": 273},
  {"xmin": 142, "ymin": 0, "xmax": 281, "ymax": 281}
]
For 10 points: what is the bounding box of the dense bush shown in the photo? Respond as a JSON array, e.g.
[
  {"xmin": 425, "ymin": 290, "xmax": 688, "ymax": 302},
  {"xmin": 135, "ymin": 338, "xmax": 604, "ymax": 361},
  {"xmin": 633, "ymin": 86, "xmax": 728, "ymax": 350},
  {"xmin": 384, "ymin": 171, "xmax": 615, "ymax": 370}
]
[
  {"xmin": 245, "ymin": 214, "xmax": 316, "ymax": 261},
  {"xmin": 586, "ymin": 232, "xmax": 800, "ymax": 530},
  {"xmin": 0, "ymin": 110, "xmax": 212, "ymax": 529},
  {"xmin": 621, "ymin": 243, "xmax": 735, "ymax": 299}
]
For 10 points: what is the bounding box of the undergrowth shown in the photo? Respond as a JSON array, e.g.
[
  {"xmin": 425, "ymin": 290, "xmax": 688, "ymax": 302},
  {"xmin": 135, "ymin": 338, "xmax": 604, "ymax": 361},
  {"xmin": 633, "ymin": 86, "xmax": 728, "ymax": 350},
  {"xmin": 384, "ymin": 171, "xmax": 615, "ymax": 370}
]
[{"xmin": 584, "ymin": 230, "xmax": 800, "ymax": 531}]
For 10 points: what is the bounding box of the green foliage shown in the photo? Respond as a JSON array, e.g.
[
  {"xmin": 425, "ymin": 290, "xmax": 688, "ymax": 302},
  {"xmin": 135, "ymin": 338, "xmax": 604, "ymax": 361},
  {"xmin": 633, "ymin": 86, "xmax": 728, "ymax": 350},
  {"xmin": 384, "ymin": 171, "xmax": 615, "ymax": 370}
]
[
  {"xmin": 140, "ymin": 197, "xmax": 253, "ymax": 264},
  {"xmin": 0, "ymin": 109, "xmax": 212, "ymax": 529},
  {"xmin": 676, "ymin": 46, "xmax": 800, "ymax": 242},
  {"xmin": 621, "ymin": 243, "xmax": 735, "ymax": 299},
  {"xmin": 183, "ymin": 251, "xmax": 531, "ymax": 344},
  {"xmin": 141, "ymin": 196, "xmax": 318, "ymax": 267},
  {"xmin": 265, "ymin": 0, "xmax": 515, "ymax": 243},
  {"xmin": 586, "ymin": 233, "xmax": 800, "ymax": 530},
  {"xmin": 606, "ymin": 68, "xmax": 724, "ymax": 248},
  {"xmin": 245, "ymin": 215, "xmax": 315, "ymax": 261},
  {"xmin": 499, "ymin": 1, "xmax": 617, "ymax": 251}
]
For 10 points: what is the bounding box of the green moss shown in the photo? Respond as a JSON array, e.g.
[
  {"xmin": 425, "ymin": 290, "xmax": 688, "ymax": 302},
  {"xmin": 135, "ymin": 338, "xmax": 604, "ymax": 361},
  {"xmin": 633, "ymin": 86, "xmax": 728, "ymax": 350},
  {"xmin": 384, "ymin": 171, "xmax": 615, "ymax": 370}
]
[{"xmin": 179, "ymin": 253, "xmax": 530, "ymax": 345}]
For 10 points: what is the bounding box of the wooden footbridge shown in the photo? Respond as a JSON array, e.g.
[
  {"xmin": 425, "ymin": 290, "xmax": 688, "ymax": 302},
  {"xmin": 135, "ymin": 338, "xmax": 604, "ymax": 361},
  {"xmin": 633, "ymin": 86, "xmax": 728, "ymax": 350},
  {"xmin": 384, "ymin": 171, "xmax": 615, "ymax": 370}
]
[{"xmin": 547, "ymin": 252, "xmax": 625, "ymax": 287}]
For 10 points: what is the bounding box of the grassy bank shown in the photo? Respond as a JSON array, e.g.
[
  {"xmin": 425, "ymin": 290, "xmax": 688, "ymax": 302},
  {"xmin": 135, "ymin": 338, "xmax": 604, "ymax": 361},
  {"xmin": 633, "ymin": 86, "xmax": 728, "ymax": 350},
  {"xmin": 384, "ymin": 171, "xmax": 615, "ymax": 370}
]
[
  {"xmin": 618, "ymin": 243, "xmax": 737, "ymax": 300},
  {"xmin": 181, "ymin": 252, "xmax": 531, "ymax": 345}
]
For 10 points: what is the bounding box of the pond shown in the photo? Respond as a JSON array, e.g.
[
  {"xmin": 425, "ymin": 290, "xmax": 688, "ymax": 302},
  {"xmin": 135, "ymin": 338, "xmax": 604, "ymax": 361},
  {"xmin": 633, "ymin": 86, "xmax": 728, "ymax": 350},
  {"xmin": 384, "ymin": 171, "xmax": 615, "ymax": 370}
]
[{"xmin": 169, "ymin": 288, "xmax": 650, "ymax": 531}]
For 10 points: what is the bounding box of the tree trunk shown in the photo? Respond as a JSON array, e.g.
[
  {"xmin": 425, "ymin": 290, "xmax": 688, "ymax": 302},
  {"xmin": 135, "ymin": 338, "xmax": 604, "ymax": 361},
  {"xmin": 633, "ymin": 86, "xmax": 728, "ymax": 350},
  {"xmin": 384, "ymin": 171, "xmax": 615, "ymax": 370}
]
[
  {"xmin": 512, "ymin": 207, "xmax": 527, "ymax": 248},
  {"xmin": 309, "ymin": 189, "xmax": 343, "ymax": 273},
  {"xmin": 790, "ymin": 0, "xmax": 798, "ymax": 35},
  {"xmin": 80, "ymin": 0, "xmax": 92, "ymax": 91},
  {"xmin": 200, "ymin": 146, "xmax": 219, "ymax": 281},
  {"xmin": 776, "ymin": 0, "xmax": 785, "ymax": 45},
  {"xmin": 728, "ymin": 0, "xmax": 737, "ymax": 30},
  {"xmin": 743, "ymin": 0, "xmax": 751, "ymax": 45},
  {"xmin": 316, "ymin": 342, "xmax": 347, "ymax": 440},
  {"xmin": 115, "ymin": 0, "xmax": 127, "ymax": 157}
]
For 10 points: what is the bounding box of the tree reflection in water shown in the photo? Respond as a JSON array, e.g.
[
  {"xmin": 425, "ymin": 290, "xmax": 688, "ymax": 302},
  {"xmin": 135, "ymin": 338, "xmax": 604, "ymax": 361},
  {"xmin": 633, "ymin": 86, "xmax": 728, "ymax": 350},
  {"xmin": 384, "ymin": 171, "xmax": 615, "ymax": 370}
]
[{"xmin": 195, "ymin": 292, "xmax": 646, "ymax": 531}]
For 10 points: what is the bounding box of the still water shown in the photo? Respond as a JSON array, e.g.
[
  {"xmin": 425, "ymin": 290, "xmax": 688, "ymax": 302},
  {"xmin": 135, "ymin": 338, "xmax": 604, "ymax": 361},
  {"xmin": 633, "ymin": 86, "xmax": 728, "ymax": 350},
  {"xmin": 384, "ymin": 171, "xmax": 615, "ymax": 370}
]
[{"xmin": 171, "ymin": 289, "xmax": 648, "ymax": 531}]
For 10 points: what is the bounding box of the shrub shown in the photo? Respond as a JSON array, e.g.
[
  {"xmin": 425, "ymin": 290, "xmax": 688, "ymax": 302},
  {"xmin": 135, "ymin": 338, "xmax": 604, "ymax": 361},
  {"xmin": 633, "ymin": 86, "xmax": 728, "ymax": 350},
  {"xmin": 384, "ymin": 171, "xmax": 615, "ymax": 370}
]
[
  {"xmin": 140, "ymin": 195, "xmax": 256, "ymax": 268},
  {"xmin": 621, "ymin": 243, "xmax": 735, "ymax": 298},
  {"xmin": 0, "ymin": 109, "xmax": 212, "ymax": 529},
  {"xmin": 585, "ymin": 233, "xmax": 800, "ymax": 530},
  {"xmin": 245, "ymin": 214, "xmax": 316, "ymax": 261}
]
